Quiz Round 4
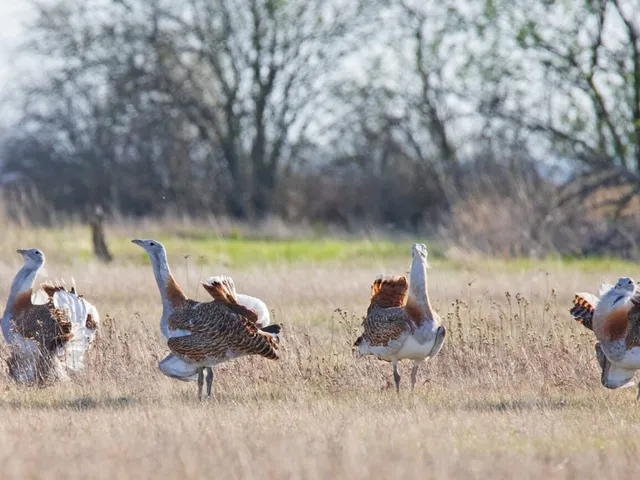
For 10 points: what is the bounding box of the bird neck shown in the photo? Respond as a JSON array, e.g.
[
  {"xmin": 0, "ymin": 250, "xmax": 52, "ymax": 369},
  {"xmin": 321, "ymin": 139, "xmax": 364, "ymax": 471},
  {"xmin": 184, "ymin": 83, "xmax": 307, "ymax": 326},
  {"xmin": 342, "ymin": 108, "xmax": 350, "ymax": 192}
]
[
  {"xmin": 408, "ymin": 255, "xmax": 434, "ymax": 320},
  {"xmin": 2, "ymin": 264, "xmax": 38, "ymax": 342},
  {"xmin": 150, "ymin": 249, "xmax": 187, "ymax": 338}
]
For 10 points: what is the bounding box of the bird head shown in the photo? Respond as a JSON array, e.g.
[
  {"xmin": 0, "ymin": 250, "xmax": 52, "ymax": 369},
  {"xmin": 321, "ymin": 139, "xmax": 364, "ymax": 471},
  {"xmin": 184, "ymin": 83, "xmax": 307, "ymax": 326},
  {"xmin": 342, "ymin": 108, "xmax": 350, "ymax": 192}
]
[
  {"xmin": 131, "ymin": 239, "xmax": 166, "ymax": 263},
  {"xmin": 609, "ymin": 277, "xmax": 637, "ymax": 308},
  {"xmin": 17, "ymin": 248, "xmax": 45, "ymax": 270},
  {"xmin": 411, "ymin": 243, "xmax": 429, "ymax": 268}
]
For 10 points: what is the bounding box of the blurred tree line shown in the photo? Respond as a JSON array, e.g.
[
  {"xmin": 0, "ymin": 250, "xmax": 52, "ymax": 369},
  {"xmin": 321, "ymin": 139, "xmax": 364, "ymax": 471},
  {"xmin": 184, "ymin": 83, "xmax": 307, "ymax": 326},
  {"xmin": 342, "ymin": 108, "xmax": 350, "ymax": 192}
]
[{"xmin": 1, "ymin": 0, "xmax": 639, "ymax": 255}]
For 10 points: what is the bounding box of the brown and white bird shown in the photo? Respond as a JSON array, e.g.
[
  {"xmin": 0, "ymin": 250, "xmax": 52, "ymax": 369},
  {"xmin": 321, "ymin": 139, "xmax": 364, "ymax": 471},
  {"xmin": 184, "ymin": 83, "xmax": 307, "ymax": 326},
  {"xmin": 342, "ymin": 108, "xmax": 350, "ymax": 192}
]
[
  {"xmin": 1, "ymin": 248, "xmax": 99, "ymax": 384},
  {"xmin": 354, "ymin": 243, "xmax": 446, "ymax": 392},
  {"xmin": 132, "ymin": 239, "xmax": 280, "ymax": 400},
  {"xmin": 570, "ymin": 277, "xmax": 640, "ymax": 399}
]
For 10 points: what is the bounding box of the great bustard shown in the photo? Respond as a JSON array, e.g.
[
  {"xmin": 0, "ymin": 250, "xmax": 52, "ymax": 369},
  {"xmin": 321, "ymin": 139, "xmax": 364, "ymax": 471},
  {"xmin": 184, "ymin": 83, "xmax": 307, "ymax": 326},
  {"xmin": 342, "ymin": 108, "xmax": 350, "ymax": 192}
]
[
  {"xmin": 570, "ymin": 277, "xmax": 640, "ymax": 400},
  {"xmin": 132, "ymin": 239, "xmax": 280, "ymax": 399},
  {"xmin": 354, "ymin": 243, "xmax": 446, "ymax": 392},
  {"xmin": 1, "ymin": 248, "xmax": 99, "ymax": 384}
]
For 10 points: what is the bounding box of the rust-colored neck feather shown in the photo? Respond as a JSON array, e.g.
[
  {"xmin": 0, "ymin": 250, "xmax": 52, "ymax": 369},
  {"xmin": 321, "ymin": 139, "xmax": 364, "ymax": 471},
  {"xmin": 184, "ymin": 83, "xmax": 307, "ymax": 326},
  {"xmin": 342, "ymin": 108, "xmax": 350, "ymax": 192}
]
[
  {"xmin": 11, "ymin": 289, "xmax": 33, "ymax": 314},
  {"xmin": 165, "ymin": 274, "xmax": 188, "ymax": 309},
  {"xmin": 3, "ymin": 262, "xmax": 41, "ymax": 342}
]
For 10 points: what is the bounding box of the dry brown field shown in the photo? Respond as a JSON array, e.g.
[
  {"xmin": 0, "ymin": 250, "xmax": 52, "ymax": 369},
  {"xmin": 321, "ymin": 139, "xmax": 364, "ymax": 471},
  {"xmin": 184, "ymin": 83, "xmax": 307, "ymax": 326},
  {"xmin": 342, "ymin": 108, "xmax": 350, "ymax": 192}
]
[{"xmin": 0, "ymin": 222, "xmax": 638, "ymax": 479}]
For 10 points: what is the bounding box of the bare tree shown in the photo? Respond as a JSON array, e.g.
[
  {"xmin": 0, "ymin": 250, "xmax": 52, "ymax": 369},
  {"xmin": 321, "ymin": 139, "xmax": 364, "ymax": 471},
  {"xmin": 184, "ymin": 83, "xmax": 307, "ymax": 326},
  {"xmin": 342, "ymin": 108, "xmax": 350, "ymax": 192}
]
[
  {"xmin": 2, "ymin": 0, "xmax": 372, "ymax": 219},
  {"xmin": 483, "ymin": 0, "xmax": 640, "ymax": 211},
  {"xmin": 144, "ymin": 0, "xmax": 372, "ymax": 218}
]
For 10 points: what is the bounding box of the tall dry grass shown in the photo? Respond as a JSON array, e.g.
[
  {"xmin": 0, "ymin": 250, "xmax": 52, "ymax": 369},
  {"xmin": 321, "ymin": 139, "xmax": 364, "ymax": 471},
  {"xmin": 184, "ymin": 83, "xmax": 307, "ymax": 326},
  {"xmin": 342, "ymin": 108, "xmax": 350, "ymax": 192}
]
[{"xmin": 0, "ymin": 241, "xmax": 638, "ymax": 479}]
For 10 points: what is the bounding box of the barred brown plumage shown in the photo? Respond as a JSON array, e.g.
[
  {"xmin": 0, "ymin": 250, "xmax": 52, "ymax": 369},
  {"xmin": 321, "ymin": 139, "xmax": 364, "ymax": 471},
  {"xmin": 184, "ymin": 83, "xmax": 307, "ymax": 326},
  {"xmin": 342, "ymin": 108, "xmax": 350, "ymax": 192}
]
[
  {"xmin": 133, "ymin": 239, "xmax": 281, "ymax": 400},
  {"xmin": 166, "ymin": 300, "xmax": 279, "ymax": 363},
  {"xmin": 571, "ymin": 278, "xmax": 640, "ymax": 400},
  {"xmin": 354, "ymin": 244, "xmax": 446, "ymax": 393},
  {"xmin": 1, "ymin": 249, "xmax": 99, "ymax": 384},
  {"xmin": 569, "ymin": 294, "xmax": 596, "ymax": 331}
]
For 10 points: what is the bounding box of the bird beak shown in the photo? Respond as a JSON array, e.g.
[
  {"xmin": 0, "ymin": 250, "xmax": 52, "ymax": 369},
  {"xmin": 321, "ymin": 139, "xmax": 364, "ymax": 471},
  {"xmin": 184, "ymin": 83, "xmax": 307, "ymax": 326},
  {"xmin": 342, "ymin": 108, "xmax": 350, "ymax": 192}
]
[
  {"xmin": 131, "ymin": 239, "xmax": 142, "ymax": 245},
  {"xmin": 16, "ymin": 249, "xmax": 26, "ymax": 255}
]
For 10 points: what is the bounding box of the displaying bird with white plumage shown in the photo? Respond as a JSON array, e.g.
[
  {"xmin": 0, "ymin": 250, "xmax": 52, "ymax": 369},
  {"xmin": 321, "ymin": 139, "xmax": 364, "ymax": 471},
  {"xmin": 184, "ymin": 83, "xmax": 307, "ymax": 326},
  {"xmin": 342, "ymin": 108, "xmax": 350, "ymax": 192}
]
[
  {"xmin": 570, "ymin": 277, "xmax": 640, "ymax": 400},
  {"xmin": 132, "ymin": 238, "xmax": 280, "ymax": 400},
  {"xmin": 1, "ymin": 248, "xmax": 99, "ymax": 384},
  {"xmin": 354, "ymin": 243, "xmax": 446, "ymax": 393}
]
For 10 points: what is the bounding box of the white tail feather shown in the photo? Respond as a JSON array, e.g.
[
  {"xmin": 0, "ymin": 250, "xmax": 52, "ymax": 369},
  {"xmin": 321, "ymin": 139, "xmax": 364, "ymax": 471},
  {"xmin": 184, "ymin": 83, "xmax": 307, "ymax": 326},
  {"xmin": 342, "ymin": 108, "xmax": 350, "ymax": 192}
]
[
  {"xmin": 158, "ymin": 353, "xmax": 199, "ymax": 381},
  {"xmin": 575, "ymin": 292, "xmax": 600, "ymax": 309},
  {"xmin": 52, "ymin": 290, "xmax": 99, "ymax": 372},
  {"xmin": 31, "ymin": 289, "xmax": 49, "ymax": 305},
  {"xmin": 236, "ymin": 294, "xmax": 271, "ymax": 328}
]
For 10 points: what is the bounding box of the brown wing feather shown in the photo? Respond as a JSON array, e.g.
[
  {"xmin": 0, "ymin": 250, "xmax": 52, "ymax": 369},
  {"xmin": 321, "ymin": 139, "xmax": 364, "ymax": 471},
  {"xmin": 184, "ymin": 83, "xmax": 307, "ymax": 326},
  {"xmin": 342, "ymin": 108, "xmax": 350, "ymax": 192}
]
[
  {"xmin": 626, "ymin": 298, "xmax": 640, "ymax": 348},
  {"xmin": 40, "ymin": 284, "xmax": 67, "ymax": 298},
  {"xmin": 368, "ymin": 276, "xmax": 408, "ymax": 314},
  {"xmin": 201, "ymin": 277, "xmax": 237, "ymax": 304},
  {"xmin": 167, "ymin": 301, "xmax": 278, "ymax": 362},
  {"xmin": 569, "ymin": 294, "xmax": 595, "ymax": 331},
  {"xmin": 356, "ymin": 307, "xmax": 411, "ymax": 348},
  {"xmin": 12, "ymin": 304, "xmax": 73, "ymax": 352},
  {"xmin": 167, "ymin": 335, "xmax": 210, "ymax": 362}
]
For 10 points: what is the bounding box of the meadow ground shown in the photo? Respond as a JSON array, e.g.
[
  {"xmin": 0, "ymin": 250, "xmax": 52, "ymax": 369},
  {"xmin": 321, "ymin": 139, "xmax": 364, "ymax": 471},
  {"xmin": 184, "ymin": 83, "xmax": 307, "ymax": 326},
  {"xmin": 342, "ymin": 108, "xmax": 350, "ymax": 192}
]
[{"xmin": 0, "ymin": 222, "xmax": 639, "ymax": 479}]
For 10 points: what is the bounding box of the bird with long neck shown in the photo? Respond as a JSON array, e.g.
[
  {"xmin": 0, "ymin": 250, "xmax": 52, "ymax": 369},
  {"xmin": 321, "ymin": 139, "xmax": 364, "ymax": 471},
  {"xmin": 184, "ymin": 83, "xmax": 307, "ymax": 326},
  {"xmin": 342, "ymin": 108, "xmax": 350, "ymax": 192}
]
[
  {"xmin": 133, "ymin": 238, "xmax": 215, "ymax": 398},
  {"xmin": 133, "ymin": 239, "xmax": 282, "ymax": 400},
  {"xmin": 406, "ymin": 243, "xmax": 435, "ymax": 325},
  {"xmin": 570, "ymin": 277, "xmax": 640, "ymax": 399},
  {"xmin": 2, "ymin": 249, "xmax": 45, "ymax": 344},
  {"xmin": 131, "ymin": 239, "xmax": 190, "ymax": 340},
  {"xmin": 354, "ymin": 243, "xmax": 446, "ymax": 393}
]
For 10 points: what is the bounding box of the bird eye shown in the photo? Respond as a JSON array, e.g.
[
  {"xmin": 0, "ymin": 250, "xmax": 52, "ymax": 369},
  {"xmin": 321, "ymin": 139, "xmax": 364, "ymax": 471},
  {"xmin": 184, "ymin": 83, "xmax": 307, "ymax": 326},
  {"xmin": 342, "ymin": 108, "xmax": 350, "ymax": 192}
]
[
  {"xmin": 36, "ymin": 251, "xmax": 41, "ymax": 256},
  {"xmin": 629, "ymin": 280, "xmax": 634, "ymax": 285},
  {"xmin": 150, "ymin": 242, "xmax": 156, "ymax": 247}
]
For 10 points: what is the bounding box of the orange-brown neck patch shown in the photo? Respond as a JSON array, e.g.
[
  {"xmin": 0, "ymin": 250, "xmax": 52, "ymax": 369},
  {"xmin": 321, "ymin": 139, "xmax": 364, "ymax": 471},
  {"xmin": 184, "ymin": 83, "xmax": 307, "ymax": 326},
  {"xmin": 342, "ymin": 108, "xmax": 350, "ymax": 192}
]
[
  {"xmin": 165, "ymin": 275, "xmax": 188, "ymax": 308},
  {"xmin": 405, "ymin": 297, "xmax": 425, "ymax": 325},
  {"xmin": 603, "ymin": 307, "xmax": 629, "ymax": 341},
  {"xmin": 11, "ymin": 289, "xmax": 33, "ymax": 314}
]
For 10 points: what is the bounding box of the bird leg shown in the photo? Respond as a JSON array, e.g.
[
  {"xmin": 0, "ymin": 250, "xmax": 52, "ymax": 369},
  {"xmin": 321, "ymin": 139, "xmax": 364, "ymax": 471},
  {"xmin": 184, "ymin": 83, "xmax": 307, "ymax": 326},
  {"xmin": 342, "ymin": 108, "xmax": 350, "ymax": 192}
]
[
  {"xmin": 205, "ymin": 367, "xmax": 214, "ymax": 399},
  {"xmin": 197, "ymin": 367, "xmax": 204, "ymax": 401},
  {"xmin": 393, "ymin": 360, "xmax": 401, "ymax": 393},
  {"xmin": 410, "ymin": 360, "xmax": 421, "ymax": 392},
  {"xmin": 636, "ymin": 383, "xmax": 640, "ymax": 403}
]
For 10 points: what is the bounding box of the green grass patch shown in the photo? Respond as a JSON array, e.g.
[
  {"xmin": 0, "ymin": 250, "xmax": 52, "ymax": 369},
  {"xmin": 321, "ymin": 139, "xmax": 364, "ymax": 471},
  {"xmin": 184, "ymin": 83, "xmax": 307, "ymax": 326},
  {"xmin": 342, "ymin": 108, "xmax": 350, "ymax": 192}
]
[
  {"xmin": 15, "ymin": 225, "xmax": 441, "ymax": 266},
  {"xmin": 128, "ymin": 237, "xmax": 423, "ymax": 267},
  {"xmin": 13, "ymin": 224, "xmax": 638, "ymax": 272}
]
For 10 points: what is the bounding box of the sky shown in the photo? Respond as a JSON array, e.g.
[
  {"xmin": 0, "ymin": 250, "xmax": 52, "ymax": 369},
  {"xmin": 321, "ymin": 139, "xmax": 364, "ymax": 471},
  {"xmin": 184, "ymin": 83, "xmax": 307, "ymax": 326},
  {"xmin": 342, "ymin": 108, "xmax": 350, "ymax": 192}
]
[
  {"xmin": 0, "ymin": 2, "xmax": 31, "ymax": 90},
  {"xmin": 0, "ymin": 2, "xmax": 34, "ymax": 127}
]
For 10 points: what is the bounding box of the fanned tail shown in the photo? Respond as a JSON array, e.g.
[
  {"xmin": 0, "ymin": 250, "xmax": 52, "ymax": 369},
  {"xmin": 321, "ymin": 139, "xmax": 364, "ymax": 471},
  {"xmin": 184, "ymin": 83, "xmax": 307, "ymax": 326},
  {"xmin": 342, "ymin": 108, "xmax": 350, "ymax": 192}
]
[
  {"xmin": 201, "ymin": 276, "xmax": 267, "ymax": 327},
  {"xmin": 570, "ymin": 292, "xmax": 599, "ymax": 331},
  {"xmin": 236, "ymin": 293, "xmax": 271, "ymax": 328},
  {"xmin": 201, "ymin": 275, "xmax": 237, "ymax": 303},
  {"xmin": 50, "ymin": 288, "xmax": 99, "ymax": 372},
  {"xmin": 31, "ymin": 289, "xmax": 50, "ymax": 305},
  {"xmin": 368, "ymin": 276, "xmax": 408, "ymax": 313}
]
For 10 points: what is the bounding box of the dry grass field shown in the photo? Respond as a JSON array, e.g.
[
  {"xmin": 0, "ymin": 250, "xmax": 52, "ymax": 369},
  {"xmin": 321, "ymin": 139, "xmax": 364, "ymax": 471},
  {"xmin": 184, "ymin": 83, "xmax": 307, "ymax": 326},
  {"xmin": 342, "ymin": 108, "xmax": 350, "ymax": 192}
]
[{"xmin": 0, "ymin": 222, "xmax": 639, "ymax": 479}]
